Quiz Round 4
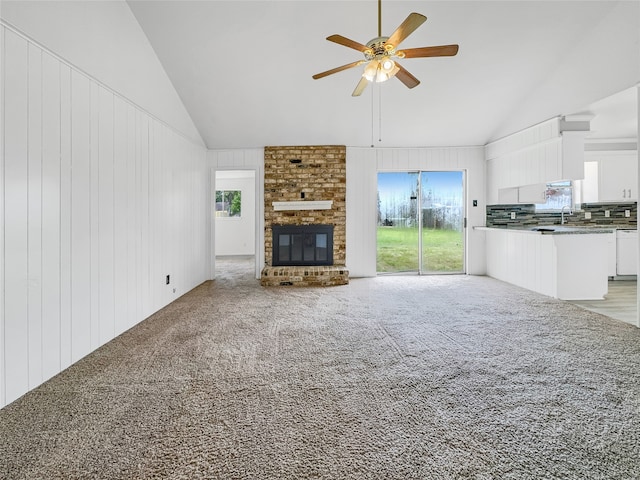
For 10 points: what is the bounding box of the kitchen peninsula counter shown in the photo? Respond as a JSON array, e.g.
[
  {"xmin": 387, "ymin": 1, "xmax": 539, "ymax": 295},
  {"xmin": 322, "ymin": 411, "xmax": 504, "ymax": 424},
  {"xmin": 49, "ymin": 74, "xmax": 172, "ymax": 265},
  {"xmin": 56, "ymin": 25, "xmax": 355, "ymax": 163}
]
[{"xmin": 477, "ymin": 226, "xmax": 615, "ymax": 300}]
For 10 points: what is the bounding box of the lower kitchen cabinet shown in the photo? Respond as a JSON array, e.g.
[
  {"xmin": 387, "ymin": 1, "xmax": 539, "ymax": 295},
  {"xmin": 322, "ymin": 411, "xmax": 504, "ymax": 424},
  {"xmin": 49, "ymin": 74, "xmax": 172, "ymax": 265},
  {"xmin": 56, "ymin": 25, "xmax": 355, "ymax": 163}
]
[
  {"xmin": 616, "ymin": 229, "xmax": 638, "ymax": 275},
  {"xmin": 483, "ymin": 228, "xmax": 613, "ymax": 300}
]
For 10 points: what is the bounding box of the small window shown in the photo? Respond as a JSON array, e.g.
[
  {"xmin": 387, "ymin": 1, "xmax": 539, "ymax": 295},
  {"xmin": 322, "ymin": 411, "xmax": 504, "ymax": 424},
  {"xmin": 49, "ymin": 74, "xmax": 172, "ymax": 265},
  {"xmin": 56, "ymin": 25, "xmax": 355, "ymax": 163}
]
[
  {"xmin": 536, "ymin": 181, "xmax": 572, "ymax": 211},
  {"xmin": 215, "ymin": 190, "xmax": 241, "ymax": 217}
]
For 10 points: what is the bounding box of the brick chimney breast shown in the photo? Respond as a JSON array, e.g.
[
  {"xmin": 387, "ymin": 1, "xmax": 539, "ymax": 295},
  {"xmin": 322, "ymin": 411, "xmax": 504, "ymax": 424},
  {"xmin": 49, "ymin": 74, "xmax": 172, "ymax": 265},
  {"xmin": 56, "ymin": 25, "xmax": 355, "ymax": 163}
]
[{"xmin": 261, "ymin": 145, "xmax": 348, "ymax": 286}]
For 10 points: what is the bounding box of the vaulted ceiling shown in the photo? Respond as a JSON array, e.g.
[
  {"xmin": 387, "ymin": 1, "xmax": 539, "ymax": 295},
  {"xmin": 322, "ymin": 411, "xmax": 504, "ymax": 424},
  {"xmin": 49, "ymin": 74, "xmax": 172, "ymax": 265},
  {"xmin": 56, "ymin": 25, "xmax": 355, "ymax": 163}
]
[{"xmin": 127, "ymin": 1, "xmax": 639, "ymax": 150}]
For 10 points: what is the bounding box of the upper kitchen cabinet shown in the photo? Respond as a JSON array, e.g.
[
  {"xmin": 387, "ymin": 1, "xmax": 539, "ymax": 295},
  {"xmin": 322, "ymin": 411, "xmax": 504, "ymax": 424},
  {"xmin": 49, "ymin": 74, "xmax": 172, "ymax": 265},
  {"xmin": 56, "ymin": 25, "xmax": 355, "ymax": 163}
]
[
  {"xmin": 579, "ymin": 87, "xmax": 638, "ymax": 203},
  {"xmin": 583, "ymin": 151, "xmax": 638, "ymax": 202},
  {"xmin": 599, "ymin": 152, "xmax": 638, "ymax": 202},
  {"xmin": 485, "ymin": 117, "xmax": 590, "ymax": 204}
]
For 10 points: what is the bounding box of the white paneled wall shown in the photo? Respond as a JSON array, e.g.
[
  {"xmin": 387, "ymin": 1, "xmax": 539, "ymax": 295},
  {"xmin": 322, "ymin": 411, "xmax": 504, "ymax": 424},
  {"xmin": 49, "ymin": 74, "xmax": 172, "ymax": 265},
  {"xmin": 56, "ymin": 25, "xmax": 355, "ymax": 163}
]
[
  {"xmin": 346, "ymin": 147, "xmax": 486, "ymax": 277},
  {"xmin": 345, "ymin": 148, "xmax": 379, "ymax": 277},
  {"xmin": 1, "ymin": 25, "xmax": 209, "ymax": 408}
]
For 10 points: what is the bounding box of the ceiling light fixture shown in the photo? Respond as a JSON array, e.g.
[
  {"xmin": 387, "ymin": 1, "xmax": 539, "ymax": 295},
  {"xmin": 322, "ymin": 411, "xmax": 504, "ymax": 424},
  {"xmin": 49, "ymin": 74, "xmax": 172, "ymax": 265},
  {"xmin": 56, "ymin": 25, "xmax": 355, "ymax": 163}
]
[
  {"xmin": 312, "ymin": 0, "xmax": 459, "ymax": 96},
  {"xmin": 362, "ymin": 57, "xmax": 399, "ymax": 83}
]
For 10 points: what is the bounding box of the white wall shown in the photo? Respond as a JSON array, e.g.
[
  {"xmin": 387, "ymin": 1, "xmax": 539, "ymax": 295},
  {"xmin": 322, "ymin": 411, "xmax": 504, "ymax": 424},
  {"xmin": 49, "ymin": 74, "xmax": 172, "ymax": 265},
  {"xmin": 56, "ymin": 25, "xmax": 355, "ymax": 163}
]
[
  {"xmin": 346, "ymin": 147, "xmax": 486, "ymax": 277},
  {"xmin": 215, "ymin": 171, "xmax": 256, "ymax": 256},
  {"xmin": 0, "ymin": 0, "xmax": 204, "ymax": 146},
  {"xmin": 0, "ymin": 24, "xmax": 209, "ymax": 409}
]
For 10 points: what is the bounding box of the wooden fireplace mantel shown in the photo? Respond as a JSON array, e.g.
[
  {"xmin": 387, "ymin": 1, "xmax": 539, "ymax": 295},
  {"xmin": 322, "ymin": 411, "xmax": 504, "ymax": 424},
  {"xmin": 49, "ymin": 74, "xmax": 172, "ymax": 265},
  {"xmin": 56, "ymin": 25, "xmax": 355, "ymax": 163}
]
[{"xmin": 272, "ymin": 200, "xmax": 333, "ymax": 211}]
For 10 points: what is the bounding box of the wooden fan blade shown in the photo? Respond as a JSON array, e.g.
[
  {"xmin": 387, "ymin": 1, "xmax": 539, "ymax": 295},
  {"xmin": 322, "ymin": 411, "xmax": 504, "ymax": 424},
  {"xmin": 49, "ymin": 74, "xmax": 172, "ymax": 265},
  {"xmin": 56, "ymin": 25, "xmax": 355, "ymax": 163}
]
[
  {"xmin": 386, "ymin": 13, "xmax": 427, "ymax": 49},
  {"xmin": 400, "ymin": 44, "xmax": 459, "ymax": 58},
  {"xmin": 395, "ymin": 62, "xmax": 420, "ymax": 89},
  {"xmin": 352, "ymin": 77, "xmax": 369, "ymax": 97},
  {"xmin": 327, "ymin": 34, "xmax": 369, "ymax": 52},
  {"xmin": 312, "ymin": 60, "xmax": 364, "ymax": 80}
]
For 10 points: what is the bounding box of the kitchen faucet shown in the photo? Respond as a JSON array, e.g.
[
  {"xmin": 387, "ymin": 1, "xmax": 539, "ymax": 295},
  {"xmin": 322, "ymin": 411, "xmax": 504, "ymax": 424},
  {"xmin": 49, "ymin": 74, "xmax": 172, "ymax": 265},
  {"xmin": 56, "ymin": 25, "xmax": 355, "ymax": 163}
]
[{"xmin": 561, "ymin": 205, "xmax": 572, "ymax": 225}]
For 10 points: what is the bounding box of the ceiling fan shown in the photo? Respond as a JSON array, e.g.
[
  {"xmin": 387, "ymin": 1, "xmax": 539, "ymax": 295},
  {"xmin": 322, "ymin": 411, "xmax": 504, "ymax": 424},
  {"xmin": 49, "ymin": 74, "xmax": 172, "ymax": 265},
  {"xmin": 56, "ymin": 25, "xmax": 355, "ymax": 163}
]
[{"xmin": 312, "ymin": 0, "xmax": 459, "ymax": 96}]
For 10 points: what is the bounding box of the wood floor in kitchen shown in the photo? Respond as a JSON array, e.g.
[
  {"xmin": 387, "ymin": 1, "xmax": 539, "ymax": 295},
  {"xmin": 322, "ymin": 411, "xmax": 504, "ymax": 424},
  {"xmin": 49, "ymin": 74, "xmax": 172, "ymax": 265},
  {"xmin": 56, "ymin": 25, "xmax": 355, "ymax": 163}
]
[{"xmin": 570, "ymin": 280, "xmax": 638, "ymax": 326}]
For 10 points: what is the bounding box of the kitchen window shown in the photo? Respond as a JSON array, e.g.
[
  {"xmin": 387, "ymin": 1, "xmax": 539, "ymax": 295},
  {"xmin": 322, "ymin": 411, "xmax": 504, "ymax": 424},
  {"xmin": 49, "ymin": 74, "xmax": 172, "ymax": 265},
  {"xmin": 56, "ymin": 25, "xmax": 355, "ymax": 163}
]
[{"xmin": 535, "ymin": 181, "xmax": 573, "ymax": 211}]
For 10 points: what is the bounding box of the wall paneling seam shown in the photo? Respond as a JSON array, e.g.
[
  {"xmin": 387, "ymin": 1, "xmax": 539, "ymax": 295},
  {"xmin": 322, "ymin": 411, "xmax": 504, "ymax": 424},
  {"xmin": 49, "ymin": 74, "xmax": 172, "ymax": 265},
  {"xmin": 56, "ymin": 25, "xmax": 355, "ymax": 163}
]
[{"xmin": 1, "ymin": 22, "xmax": 209, "ymax": 407}]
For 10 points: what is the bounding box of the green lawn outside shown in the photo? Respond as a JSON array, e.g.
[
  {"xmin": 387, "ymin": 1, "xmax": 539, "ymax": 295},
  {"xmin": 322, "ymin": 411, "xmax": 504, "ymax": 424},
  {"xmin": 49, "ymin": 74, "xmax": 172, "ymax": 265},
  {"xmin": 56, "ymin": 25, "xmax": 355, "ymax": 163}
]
[{"xmin": 377, "ymin": 226, "xmax": 464, "ymax": 273}]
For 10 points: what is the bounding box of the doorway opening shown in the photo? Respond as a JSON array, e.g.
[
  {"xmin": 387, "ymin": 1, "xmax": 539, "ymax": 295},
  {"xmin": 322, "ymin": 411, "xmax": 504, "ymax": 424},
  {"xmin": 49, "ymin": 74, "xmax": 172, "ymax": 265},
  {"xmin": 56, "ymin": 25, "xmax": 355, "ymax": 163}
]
[
  {"xmin": 214, "ymin": 170, "xmax": 256, "ymax": 275},
  {"xmin": 377, "ymin": 171, "xmax": 465, "ymax": 274}
]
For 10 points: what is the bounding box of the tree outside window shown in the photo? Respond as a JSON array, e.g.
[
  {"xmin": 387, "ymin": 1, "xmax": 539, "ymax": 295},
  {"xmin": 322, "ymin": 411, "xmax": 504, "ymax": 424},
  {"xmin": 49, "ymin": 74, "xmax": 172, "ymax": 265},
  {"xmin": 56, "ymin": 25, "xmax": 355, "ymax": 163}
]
[
  {"xmin": 535, "ymin": 181, "xmax": 572, "ymax": 211},
  {"xmin": 215, "ymin": 190, "xmax": 241, "ymax": 217}
]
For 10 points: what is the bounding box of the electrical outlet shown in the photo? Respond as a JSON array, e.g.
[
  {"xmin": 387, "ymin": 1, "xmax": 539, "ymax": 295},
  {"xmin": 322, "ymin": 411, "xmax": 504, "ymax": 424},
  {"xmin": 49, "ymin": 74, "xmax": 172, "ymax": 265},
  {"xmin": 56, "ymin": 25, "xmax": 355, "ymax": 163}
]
[
  {"xmin": 605, "ymin": 210, "xmax": 610, "ymax": 218},
  {"xmin": 625, "ymin": 210, "xmax": 631, "ymax": 218},
  {"xmin": 584, "ymin": 212, "xmax": 591, "ymax": 220},
  {"xmin": 510, "ymin": 212, "xmax": 516, "ymax": 219}
]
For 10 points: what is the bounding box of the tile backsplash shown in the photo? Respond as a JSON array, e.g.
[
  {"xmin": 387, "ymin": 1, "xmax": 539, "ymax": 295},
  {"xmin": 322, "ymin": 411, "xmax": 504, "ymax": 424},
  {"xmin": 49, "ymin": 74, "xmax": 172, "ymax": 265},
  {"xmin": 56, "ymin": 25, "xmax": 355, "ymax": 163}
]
[{"xmin": 486, "ymin": 202, "xmax": 637, "ymax": 229}]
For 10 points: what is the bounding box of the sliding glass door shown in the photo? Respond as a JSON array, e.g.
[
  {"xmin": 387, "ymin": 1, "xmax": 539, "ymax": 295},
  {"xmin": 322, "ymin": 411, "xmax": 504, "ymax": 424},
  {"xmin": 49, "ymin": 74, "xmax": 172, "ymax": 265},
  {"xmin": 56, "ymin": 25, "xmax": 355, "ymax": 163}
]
[
  {"xmin": 377, "ymin": 171, "xmax": 465, "ymax": 274},
  {"xmin": 377, "ymin": 172, "xmax": 420, "ymax": 273},
  {"xmin": 420, "ymin": 171, "xmax": 465, "ymax": 273}
]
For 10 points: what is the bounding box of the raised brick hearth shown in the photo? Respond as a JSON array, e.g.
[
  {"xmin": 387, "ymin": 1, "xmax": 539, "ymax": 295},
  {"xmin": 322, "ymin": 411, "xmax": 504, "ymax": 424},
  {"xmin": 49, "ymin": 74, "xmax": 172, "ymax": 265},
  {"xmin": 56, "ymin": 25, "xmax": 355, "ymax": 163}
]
[
  {"xmin": 261, "ymin": 265, "xmax": 349, "ymax": 287},
  {"xmin": 261, "ymin": 145, "xmax": 348, "ymax": 287}
]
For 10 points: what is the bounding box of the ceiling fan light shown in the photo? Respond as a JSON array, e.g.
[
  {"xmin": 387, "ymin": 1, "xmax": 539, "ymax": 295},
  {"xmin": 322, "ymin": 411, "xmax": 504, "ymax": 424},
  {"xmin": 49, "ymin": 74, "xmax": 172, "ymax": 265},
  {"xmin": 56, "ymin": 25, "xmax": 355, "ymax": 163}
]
[
  {"xmin": 362, "ymin": 60, "xmax": 379, "ymax": 81},
  {"xmin": 375, "ymin": 70, "xmax": 388, "ymax": 83},
  {"xmin": 380, "ymin": 58, "xmax": 395, "ymax": 73},
  {"xmin": 375, "ymin": 69, "xmax": 394, "ymax": 83}
]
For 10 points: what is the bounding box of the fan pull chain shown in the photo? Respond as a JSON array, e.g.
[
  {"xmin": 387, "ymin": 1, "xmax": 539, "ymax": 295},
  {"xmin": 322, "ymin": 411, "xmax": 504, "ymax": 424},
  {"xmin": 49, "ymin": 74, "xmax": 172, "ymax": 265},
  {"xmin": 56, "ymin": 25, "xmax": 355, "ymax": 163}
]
[
  {"xmin": 379, "ymin": 86, "xmax": 383, "ymax": 142},
  {"xmin": 371, "ymin": 82, "xmax": 375, "ymax": 147}
]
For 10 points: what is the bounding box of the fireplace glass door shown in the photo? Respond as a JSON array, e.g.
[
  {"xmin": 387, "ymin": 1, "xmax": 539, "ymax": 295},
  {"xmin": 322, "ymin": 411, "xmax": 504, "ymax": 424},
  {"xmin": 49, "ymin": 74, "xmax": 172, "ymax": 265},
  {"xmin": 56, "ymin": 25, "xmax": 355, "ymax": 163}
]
[{"xmin": 273, "ymin": 225, "xmax": 333, "ymax": 266}]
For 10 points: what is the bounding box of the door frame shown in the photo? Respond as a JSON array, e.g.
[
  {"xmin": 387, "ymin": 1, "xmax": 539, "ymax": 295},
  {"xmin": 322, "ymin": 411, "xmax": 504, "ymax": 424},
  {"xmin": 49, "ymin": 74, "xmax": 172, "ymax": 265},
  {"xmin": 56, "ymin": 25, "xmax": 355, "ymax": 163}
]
[
  {"xmin": 376, "ymin": 169, "xmax": 467, "ymax": 275},
  {"xmin": 210, "ymin": 167, "xmax": 264, "ymax": 280}
]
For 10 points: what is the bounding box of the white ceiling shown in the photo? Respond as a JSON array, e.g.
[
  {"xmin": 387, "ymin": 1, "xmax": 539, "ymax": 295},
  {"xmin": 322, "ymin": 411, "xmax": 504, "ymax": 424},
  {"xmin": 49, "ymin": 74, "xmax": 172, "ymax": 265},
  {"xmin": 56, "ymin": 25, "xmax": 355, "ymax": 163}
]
[
  {"xmin": 584, "ymin": 87, "xmax": 637, "ymax": 142},
  {"xmin": 127, "ymin": 0, "xmax": 639, "ymax": 150}
]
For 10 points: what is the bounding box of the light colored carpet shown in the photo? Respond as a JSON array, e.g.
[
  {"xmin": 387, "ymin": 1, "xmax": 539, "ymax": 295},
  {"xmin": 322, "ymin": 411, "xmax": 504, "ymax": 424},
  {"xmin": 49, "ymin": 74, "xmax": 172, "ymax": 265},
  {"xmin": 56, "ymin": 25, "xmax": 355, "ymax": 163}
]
[{"xmin": 1, "ymin": 257, "xmax": 640, "ymax": 479}]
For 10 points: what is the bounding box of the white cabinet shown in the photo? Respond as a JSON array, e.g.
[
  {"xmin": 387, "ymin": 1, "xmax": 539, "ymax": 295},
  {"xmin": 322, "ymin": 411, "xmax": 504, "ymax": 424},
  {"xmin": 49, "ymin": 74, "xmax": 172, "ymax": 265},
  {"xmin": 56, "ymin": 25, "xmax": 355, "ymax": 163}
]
[
  {"xmin": 497, "ymin": 183, "xmax": 546, "ymax": 204},
  {"xmin": 518, "ymin": 183, "xmax": 547, "ymax": 203},
  {"xmin": 484, "ymin": 228, "xmax": 611, "ymax": 300},
  {"xmin": 596, "ymin": 152, "xmax": 638, "ymax": 202},
  {"xmin": 616, "ymin": 230, "xmax": 638, "ymax": 275},
  {"xmin": 485, "ymin": 118, "xmax": 588, "ymax": 203},
  {"xmin": 497, "ymin": 187, "xmax": 519, "ymax": 204},
  {"xmin": 558, "ymin": 132, "xmax": 588, "ymax": 181},
  {"xmin": 581, "ymin": 161, "xmax": 599, "ymax": 203}
]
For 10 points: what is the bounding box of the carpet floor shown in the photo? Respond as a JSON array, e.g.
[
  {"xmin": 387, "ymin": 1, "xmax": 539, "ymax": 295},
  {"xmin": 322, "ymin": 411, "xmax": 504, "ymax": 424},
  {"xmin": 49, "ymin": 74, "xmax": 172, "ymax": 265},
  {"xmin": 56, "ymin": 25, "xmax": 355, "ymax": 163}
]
[{"xmin": 1, "ymin": 257, "xmax": 640, "ymax": 479}]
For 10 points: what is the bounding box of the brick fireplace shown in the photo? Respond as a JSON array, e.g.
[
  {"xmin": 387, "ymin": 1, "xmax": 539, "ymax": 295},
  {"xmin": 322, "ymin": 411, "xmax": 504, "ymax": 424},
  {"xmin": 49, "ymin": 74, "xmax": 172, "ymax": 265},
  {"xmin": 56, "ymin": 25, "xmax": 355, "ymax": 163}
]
[{"xmin": 261, "ymin": 145, "xmax": 349, "ymax": 286}]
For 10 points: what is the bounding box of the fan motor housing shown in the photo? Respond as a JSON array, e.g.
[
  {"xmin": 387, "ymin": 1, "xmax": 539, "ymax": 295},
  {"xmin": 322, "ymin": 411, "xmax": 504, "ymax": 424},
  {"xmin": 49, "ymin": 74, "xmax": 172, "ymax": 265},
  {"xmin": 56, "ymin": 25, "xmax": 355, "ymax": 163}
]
[{"xmin": 365, "ymin": 36, "xmax": 395, "ymax": 60}]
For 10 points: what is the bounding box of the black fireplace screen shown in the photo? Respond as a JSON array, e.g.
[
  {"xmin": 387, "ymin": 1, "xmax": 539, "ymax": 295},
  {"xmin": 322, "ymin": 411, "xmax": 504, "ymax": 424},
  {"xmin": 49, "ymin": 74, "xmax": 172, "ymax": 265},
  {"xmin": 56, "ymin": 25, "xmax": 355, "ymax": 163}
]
[{"xmin": 272, "ymin": 224, "xmax": 333, "ymax": 266}]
